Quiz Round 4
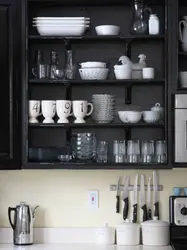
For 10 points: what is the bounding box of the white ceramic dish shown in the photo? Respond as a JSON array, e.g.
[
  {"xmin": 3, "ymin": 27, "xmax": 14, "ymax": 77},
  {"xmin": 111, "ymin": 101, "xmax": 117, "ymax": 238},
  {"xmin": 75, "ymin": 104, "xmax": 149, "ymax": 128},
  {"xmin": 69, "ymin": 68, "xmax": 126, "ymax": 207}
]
[
  {"xmin": 34, "ymin": 25, "xmax": 88, "ymax": 36},
  {"xmin": 114, "ymin": 69, "xmax": 132, "ymax": 79},
  {"xmin": 142, "ymin": 111, "xmax": 160, "ymax": 123},
  {"xmin": 179, "ymin": 71, "xmax": 187, "ymax": 88},
  {"xmin": 79, "ymin": 61, "xmax": 106, "ymax": 68},
  {"xmin": 34, "ymin": 17, "xmax": 90, "ymax": 20},
  {"xmin": 79, "ymin": 68, "xmax": 109, "ymax": 80},
  {"xmin": 33, "ymin": 20, "xmax": 90, "ymax": 25},
  {"xmin": 118, "ymin": 111, "xmax": 141, "ymax": 123},
  {"xmin": 95, "ymin": 25, "xmax": 120, "ymax": 36}
]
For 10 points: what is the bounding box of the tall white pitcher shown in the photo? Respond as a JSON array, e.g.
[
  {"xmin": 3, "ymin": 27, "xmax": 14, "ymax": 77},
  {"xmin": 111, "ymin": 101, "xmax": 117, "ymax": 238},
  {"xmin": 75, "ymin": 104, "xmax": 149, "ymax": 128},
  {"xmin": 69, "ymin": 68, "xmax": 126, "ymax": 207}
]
[{"xmin": 179, "ymin": 16, "xmax": 187, "ymax": 52}]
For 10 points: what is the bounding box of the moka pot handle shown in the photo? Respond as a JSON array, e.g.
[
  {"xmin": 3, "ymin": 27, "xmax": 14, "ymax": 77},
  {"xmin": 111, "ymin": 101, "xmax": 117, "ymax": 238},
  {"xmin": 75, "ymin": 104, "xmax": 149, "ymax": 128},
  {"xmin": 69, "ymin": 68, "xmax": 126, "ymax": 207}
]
[{"xmin": 8, "ymin": 207, "xmax": 16, "ymax": 230}]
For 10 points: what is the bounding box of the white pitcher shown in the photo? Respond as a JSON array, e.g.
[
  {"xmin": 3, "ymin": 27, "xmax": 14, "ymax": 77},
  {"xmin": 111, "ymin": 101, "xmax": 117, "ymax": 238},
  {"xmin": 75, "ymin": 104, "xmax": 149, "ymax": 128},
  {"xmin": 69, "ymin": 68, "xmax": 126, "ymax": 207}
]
[{"xmin": 179, "ymin": 16, "xmax": 187, "ymax": 52}]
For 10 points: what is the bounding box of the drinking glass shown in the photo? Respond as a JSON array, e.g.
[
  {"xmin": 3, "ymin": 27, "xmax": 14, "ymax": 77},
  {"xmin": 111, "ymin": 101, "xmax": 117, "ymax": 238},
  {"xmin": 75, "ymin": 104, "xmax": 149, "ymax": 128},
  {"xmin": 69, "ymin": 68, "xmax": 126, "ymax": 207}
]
[
  {"xmin": 127, "ymin": 140, "xmax": 140, "ymax": 163},
  {"xmin": 97, "ymin": 141, "xmax": 108, "ymax": 163},
  {"xmin": 155, "ymin": 140, "xmax": 167, "ymax": 163},
  {"xmin": 141, "ymin": 140, "xmax": 154, "ymax": 163},
  {"xmin": 113, "ymin": 140, "xmax": 126, "ymax": 163}
]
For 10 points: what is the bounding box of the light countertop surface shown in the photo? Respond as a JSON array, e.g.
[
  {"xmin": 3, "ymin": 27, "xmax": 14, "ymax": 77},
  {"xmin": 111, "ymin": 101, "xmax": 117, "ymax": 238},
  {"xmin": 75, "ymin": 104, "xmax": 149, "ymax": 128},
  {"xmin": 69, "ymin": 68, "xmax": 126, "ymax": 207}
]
[{"xmin": 0, "ymin": 244, "xmax": 173, "ymax": 250}]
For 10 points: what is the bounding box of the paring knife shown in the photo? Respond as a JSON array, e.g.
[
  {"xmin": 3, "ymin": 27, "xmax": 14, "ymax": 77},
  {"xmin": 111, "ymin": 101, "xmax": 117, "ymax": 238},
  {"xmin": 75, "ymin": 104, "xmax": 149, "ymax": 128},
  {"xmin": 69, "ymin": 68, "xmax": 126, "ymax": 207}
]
[
  {"xmin": 133, "ymin": 174, "xmax": 138, "ymax": 223},
  {"xmin": 140, "ymin": 175, "xmax": 147, "ymax": 222},
  {"xmin": 153, "ymin": 170, "xmax": 159, "ymax": 219},
  {"xmin": 147, "ymin": 177, "xmax": 152, "ymax": 220},
  {"xmin": 116, "ymin": 177, "xmax": 121, "ymax": 213},
  {"xmin": 123, "ymin": 176, "xmax": 129, "ymax": 220}
]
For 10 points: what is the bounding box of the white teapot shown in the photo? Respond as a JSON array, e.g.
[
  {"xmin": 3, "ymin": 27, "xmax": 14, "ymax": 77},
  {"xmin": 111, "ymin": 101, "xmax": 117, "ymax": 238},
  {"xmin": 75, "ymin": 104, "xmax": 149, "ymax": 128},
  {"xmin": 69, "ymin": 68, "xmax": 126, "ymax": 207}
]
[{"xmin": 151, "ymin": 103, "xmax": 164, "ymax": 120}]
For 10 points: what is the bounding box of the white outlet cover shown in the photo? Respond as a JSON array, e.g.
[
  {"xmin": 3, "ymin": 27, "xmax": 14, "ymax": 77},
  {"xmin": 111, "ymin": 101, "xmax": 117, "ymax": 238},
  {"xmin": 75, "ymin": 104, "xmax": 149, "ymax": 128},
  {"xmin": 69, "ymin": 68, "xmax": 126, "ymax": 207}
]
[{"xmin": 88, "ymin": 190, "xmax": 99, "ymax": 209}]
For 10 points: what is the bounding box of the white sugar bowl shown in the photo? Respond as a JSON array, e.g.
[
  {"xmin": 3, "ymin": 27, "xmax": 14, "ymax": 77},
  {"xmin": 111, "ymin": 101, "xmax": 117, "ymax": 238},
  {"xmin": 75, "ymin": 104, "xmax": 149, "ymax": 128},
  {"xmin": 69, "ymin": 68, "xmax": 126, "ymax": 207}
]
[{"xmin": 151, "ymin": 103, "xmax": 164, "ymax": 120}]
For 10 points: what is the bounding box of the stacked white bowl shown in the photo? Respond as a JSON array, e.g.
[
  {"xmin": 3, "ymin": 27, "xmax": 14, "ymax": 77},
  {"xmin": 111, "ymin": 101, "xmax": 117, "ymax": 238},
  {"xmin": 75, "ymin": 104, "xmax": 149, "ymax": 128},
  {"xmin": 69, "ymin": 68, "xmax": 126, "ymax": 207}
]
[
  {"xmin": 92, "ymin": 94, "xmax": 116, "ymax": 123},
  {"xmin": 32, "ymin": 17, "xmax": 90, "ymax": 36},
  {"xmin": 79, "ymin": 61, "xmax": 109, "ymax": 80}
]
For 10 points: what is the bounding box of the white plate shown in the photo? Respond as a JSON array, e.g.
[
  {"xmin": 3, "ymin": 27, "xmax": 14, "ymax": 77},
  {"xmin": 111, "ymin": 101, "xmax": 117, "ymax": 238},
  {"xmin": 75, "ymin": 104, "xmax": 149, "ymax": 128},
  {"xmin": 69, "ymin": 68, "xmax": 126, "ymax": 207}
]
[
  {"xmin": 35, "ymin": 25, "xmax": 87, "ymax": 36},
  {"xmin": 33, "ymin": 17, "xmax": 90, "ymax": 20}
]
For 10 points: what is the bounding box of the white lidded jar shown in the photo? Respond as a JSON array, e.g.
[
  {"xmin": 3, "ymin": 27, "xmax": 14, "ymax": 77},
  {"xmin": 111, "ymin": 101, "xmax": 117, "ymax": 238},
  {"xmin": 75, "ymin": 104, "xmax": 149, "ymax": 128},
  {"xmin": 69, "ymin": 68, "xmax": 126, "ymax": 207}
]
[
  {"xmin": 95, "ymin": 224, "xmax": 115, "ymax": 245},
  {"xmin": 116, "ymin": 219, "xmax": 140, "ymax": 246},
  {"xmin": 141, "ymin": 217, "xmax": 170, "ymax": 246},
  {"xmin": 149, "ymin": 14, "xmax": 160, "ymax": 35}
]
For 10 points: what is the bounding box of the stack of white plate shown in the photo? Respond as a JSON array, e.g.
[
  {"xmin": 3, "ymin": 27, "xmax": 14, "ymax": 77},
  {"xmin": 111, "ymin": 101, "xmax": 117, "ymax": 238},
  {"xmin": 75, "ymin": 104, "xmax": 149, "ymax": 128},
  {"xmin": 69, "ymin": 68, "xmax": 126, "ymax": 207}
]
[
  {"xmin": 32, "ymin": 17, "xmax": 90, "ymax": 36},
  {"xmin": 92, "ymin": 94, "xmax": 116, "ymax": 123}
]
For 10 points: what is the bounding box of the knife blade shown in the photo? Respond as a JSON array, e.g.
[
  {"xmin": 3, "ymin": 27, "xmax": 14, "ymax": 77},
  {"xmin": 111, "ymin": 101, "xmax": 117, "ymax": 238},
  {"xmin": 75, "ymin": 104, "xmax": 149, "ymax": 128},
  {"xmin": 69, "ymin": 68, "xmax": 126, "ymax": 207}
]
[
  {"xmin": 153, "ymin": 170, "xmax": 159, "ymax": 219},
  {"xmin": 140, "ymin": 175, "xmax": 147, "ymax": 222},
  {"xmin": 133, "ymin": 174, "xmax": 138, "ymax": 223},
  {"xmin": 123, "ymin": 176, "xmax": 129, "ymax": 220},
  {"xmin": 116, "ymin": 177, "xmax": 121, "ymax": 213},
  {"xmin": 147, "ymin": 177, "xmax": 152, "ymax": 220}
]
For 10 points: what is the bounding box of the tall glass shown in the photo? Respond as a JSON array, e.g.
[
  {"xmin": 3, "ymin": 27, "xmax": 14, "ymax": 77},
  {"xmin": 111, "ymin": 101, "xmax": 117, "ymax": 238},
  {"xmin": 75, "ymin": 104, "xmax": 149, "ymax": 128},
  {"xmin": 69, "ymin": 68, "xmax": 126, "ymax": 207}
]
[
  {"xmin": 113, "ymin": 140, "xmax": 126, "ymax": 163},
  {"xmin": 155, "ymin": 140, "xmax": 167, "ymax": 163},
  {"xmin": 127, "ymin": 140, "xmax": 140, "ymax": 163},
  {"xmin": 97, "ymin": 141, "xmax": 108, "ymax": 163},
  {"xmin": 141, "ymin": 140, "xmax": 154, "ymax": 163}
]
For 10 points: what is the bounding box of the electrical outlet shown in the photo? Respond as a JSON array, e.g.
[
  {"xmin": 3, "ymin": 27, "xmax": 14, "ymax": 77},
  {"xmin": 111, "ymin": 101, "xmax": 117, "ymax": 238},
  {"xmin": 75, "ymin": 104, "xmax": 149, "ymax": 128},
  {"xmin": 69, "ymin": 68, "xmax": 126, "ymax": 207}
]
[{"xmin": 88, "ymin": 190, "xmax": 99, "ymax": 209}]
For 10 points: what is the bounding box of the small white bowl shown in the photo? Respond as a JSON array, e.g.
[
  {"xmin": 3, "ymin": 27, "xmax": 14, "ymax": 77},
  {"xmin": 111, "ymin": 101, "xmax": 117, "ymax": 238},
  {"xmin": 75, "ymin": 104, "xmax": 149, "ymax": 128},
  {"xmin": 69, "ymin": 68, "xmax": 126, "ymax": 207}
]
[
  {"xmin": 143, "ymin": 111, "xmax": 160, "ymax": 123},
  {"xmin": 118, "ymin": 111, "xmax": 142, "ymax": 123},
  {"xmin": 79, "ymin": 61, "xmax": 106, "ymax": 68},
  {"xmin": 95, "ymin": 25, "xmax": 120, "ymax": 36},
  {"xmin": 114, "ymin": 69, "xmax": 132, "ymax": 79}
]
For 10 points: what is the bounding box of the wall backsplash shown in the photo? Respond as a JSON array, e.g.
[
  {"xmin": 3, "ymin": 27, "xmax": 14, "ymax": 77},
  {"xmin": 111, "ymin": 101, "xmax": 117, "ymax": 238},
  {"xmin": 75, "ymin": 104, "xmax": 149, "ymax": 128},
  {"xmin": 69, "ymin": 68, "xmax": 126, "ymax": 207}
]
[{"xmin": 0, "ymin": 169, "xmax": 186, "ymax": 227}]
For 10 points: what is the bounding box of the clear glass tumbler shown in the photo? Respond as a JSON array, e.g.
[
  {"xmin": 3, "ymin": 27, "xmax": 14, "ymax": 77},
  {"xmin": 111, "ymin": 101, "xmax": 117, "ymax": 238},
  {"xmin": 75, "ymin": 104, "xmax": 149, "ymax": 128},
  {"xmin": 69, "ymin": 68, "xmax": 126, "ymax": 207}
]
[
  {"xmin": 141, "ymin": 140, "xmax": 155, "ymax": 163},
  {"xmin": 113, "ymin": 140, "xmax": 126, "ymax": 163},
  {"xmin": 127, "ymin": 140, "xmax": 140, "ymax": 163},
  {"xmin": 155, "ymin": 140, "xmax": 167, "ymax": 163},
  {"xmin": 96, "ymin": 141, "xmax": 108, "ymax": 163}
]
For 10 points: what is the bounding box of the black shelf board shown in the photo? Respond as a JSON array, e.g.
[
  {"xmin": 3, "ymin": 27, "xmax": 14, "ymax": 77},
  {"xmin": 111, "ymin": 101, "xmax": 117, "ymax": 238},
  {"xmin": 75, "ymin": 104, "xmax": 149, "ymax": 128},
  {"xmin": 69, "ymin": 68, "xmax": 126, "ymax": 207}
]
[
  {"xmin": 29, "ymin": 122, "xmax": 165, "ymax": 128},
  {"xmin": 28, "ymin": 35, "xmax": 165, "ymax": 41},
  {"xmin": 29, "ymin": 79, "xmax": 165, "ymax": 85},
  {"xmin": 24, "ymin": 162, "xmax": 171, "ymax": 170},
  {"xmin": 179, "ymin": 52, "xmax": 187, "ymax": 56}
]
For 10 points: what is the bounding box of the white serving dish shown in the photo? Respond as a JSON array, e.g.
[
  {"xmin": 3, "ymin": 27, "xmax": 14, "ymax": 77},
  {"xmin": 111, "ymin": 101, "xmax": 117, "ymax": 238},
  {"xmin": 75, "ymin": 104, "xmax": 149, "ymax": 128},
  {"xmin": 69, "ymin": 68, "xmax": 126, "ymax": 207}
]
[
  {"xmin": 95, "ymin": 25, "xmax": 120, "ymax": 36},
  {"xmin": 79, "ymin": 68, "xmax": 109, "ymax": 80},
  {"xmin": 114, "ymin": 69, "xmax": 132, "ymax": 79},
  {"xmin": 33, "ymin": 20, "xmax": 90, "ymax": 25},
  {"xmin": 179, "ymin": 71, "xmax": 187, "ymax": 88},
  {"xmin": 116, "ymin": 220, "xmax": 140, "ymax": 246},
  {"xmin": 118, "ymin": 111, "xmax": 142, "ymax": 123},
  {"xmin": 142, "ymin": 111, "xmax": 160, "ymax": 123},
  {"xmin": 141, "ymin": 217, "xmax": 169, "ymax": 246},
  {"xmin": 95, "ymin": 226, "xmax": 115, "ymax": 245},
  {"xmin": 34, "ymin": 17, "xmax": 90, "ymax": 20},
  {"xmin": 79, "ymin": 61, "xmax": 106, "ymax": 68},
  {"xmin": 34, "ymin": 25, "xmax": 88, "ymax": 36}
]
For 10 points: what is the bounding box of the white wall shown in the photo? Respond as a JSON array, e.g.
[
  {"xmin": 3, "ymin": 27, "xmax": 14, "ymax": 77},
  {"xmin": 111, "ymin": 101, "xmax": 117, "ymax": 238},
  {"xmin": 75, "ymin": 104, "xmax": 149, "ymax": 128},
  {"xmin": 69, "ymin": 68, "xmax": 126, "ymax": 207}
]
[{"xmin": 0, "ymin": 169, "xmax": 186, "ymax": 228}]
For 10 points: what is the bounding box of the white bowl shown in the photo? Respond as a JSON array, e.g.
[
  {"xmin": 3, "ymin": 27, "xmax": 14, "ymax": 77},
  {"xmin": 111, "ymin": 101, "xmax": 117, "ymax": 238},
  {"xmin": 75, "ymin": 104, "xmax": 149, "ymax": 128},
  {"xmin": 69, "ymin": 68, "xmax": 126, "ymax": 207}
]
[
  {"xmin": 79, "ymin": 61, "xmax": 106, "ymax": 68},
  {"xmin": 142, "ymin": 111, "xmax": 160, "ymax": 123},
  {"xmin": 179, "ymin": 71, "xmax": 187, "ymax": 88},
  {"xmin": 118, "ymin": 111, "xmax": 142, "ymax": 123},
  {"xmin": 79, "ymin": 68, "xmax": 109, "ymax": 80},
  {"xmin": 34, "ymin": 25, "xmax": 88, "ymax": 36},
  {"xmin": 114, "ymin": 69, "xmax": 132, "ymax": 79},
  {"xmin": 95, "ymin": 25, "xmax": 120, "ymax": 36}
]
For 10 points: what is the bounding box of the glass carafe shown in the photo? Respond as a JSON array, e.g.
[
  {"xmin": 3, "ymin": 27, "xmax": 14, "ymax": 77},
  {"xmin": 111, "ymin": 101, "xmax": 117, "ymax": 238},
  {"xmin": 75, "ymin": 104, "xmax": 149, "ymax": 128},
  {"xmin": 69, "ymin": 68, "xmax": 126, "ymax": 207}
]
[{"xmin": 130, "ymin": 0, "xmax": 149, "ymax": 35}]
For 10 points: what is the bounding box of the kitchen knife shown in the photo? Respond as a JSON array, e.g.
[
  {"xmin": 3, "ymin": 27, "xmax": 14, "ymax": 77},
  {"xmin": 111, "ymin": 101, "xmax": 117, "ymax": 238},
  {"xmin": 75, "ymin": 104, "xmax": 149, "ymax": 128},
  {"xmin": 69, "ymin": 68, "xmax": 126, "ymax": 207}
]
[
  {"xmin": 116, "ymin": 177, "xmax": 121, "ymax": 213},
  {"xmin": 153, "ymin": 170, "xmax": 159, "ymax": 219},
  {"xmin": 147, "ymin": 177, "xmax": 152, "ymax": 220},
  {"xmin": 140, "ymin": 175, "xmax": 147, "ymax": 222},
  {"xmin": 123, "ymin": 176, "xmax": 129, "ymax": 220},
  {"xmin": 133, "ymin": 174, "xmax": 138, "ymax": 223}
]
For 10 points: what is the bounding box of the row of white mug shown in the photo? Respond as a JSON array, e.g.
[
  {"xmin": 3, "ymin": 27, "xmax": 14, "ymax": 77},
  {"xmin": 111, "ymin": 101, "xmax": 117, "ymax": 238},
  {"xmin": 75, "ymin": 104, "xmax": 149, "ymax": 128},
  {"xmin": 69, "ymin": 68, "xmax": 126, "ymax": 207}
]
[{"xmin": 29, "ymin": 100, "xmax": 93, "ymax": 124}]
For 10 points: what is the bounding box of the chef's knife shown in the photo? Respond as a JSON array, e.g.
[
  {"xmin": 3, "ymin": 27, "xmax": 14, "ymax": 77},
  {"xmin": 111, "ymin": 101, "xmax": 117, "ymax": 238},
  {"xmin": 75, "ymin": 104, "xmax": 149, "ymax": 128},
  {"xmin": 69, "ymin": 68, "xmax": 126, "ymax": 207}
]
[
  {"xmin": 147, "ymin": 177, "xmax": 152, "ymax": 220},
  {"xmin": 153, "ymin": 170, "xmax": 159, "ymax": 219},
  {"xmin": 133, "ymin": 174, "xmax": 138, "ymax": 223},
  {"xmin": 140, "ymin": 175, "xmax": 147, "ymax": 222},
  {"xmin": 116, "ymin": 177, "xmax": 121, "ymax": 213},
  {"xmin": 123, "ymin": 176, "xmax": 129, "ymax": 220}
]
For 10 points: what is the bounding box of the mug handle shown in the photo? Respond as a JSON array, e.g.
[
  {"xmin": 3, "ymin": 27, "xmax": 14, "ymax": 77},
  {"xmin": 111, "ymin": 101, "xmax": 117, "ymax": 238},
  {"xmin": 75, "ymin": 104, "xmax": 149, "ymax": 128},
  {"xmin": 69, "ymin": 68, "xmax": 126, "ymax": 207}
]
[
  {"xmin": 32, "ymin": 68, "xmax": 37, "ymax": 77},
  {"xmin": 86, "ymin": 103, "xmax": 94, "ymax": 116},
  {"xmin": 179, "ymin": 20, "xmax": 187, "ymax": 43}
]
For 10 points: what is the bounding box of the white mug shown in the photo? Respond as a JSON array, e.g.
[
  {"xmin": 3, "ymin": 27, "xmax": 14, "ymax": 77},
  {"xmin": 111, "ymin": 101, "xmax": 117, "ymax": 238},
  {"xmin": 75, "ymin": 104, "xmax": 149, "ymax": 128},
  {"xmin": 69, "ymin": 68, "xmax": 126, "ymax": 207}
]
[
  {"xmin": 73, "ymin": 100, "xmax": 93, "ymax": 123},
  {"xmin": 143, "ymin": 67, "xmax": 155, "ymax": 79},
  {"xmin": 41, "ymin": 100, "xmax": 56, "ymax": 123},
  {"xmin": 29, "ymin": 100, "xmax": 41, "ymax": 123},
  {"xmin": 56, "ymin": 100, "xmax": 72, "ymax": 123}
]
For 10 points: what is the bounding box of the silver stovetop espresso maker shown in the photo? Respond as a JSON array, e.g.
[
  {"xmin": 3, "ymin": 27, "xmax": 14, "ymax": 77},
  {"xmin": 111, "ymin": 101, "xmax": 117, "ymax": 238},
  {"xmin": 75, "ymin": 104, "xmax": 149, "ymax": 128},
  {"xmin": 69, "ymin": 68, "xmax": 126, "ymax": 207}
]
[{"xmin": 8, "ymin": 202, "xmax": 38, "ymax": 245}]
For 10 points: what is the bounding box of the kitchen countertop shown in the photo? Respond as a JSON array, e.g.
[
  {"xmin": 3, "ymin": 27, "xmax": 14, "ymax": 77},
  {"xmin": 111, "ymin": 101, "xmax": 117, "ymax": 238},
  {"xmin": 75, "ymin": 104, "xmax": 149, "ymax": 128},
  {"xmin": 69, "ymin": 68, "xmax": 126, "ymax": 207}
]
[{"xmin": 0, "ymin": 244, "xmax": 173, "ymax": 250}]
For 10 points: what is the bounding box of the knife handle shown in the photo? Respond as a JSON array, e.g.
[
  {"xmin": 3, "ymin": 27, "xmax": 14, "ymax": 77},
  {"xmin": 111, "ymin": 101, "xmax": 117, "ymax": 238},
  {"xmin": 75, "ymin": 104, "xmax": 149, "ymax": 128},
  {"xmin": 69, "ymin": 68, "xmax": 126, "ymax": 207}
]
[
  {"xmin": 142, "ymin": 204, "xmax": 148, "ymax": 222},
  {"xmin": 148, "ymin": 208, "xmax": 152, "ymax": 220},
  {"xmin": 123, "ymin": 197, "xmax": 129, "ymax": 220},
  {"xmin": 116, "ymin": 195, "xmax": 120, "ymax": 213},
  {"xmin": 154, "ymin": 201, "xmax": 159, "ymax": 219},
  {"xmin": 133, "ymin": 204, "xmax": 137, "ymax": 223}
]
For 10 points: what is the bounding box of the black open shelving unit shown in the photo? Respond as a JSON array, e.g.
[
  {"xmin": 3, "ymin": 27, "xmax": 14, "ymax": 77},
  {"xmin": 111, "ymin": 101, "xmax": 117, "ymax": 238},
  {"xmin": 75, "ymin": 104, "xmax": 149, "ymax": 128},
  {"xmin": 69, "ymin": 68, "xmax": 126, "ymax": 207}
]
[{"xmin": 21, "ymin": 0, "xmax": 171, "ymax": 169}]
